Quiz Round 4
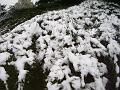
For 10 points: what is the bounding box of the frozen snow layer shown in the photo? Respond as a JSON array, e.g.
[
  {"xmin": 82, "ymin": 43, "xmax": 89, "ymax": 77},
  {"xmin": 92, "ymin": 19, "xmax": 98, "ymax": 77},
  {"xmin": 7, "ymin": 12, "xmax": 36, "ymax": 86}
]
[{"xmin": 0, "ymin": 0, "xmax": 120, "ymax": 90}]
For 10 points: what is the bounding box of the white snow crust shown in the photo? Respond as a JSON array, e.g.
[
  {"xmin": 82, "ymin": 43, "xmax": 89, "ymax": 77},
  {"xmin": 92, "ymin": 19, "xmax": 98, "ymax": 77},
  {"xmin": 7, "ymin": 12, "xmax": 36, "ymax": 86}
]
[{"xmin": 0, "ymin": 0, "xmax": 120, "ymax": 90}]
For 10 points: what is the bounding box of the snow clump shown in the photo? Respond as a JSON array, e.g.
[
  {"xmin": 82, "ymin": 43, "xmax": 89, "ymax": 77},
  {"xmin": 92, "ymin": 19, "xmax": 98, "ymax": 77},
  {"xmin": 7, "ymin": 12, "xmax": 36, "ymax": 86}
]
[{"xmin": 0, "ymin": 0, "xmax": 120, "ymax": 90}]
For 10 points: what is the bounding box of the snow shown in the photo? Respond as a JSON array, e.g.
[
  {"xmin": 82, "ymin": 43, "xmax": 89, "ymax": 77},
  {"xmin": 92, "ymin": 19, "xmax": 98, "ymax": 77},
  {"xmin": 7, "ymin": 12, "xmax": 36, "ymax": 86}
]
[
  {"xmin": 0, "ymin": 67, "xmax": 9, "ymax": 90},
  {"xmin": 116, "ymin": 77, "xmax": 120, "ymax": 88},
  {"xmin": 0, "ymin": 0, "xmax": 18, "ymax": 9},
  {"xmin": 31, "ymin": 0, "xmax": 40, "ymax": 4},
  {"xmin": 0, "ymin": 0, "xmax": 39, "ymax": 9},
  {"xmin": 0, "ymin": 0, "xmax": 120, "ymax": 90},
  {"xmin": 14, "ymin": 50, "xmax": 35, "ymax": 89},
  {"xmin": 0, "ymin": 52, "xmax": 11, "ymax": 65}
]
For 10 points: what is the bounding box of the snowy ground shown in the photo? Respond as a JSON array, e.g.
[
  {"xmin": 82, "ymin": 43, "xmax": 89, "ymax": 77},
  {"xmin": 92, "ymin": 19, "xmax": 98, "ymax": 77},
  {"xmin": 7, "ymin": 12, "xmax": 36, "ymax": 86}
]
[{"xmin": 0, "ymin": 0, "xmax": 120, "ymax": 90}]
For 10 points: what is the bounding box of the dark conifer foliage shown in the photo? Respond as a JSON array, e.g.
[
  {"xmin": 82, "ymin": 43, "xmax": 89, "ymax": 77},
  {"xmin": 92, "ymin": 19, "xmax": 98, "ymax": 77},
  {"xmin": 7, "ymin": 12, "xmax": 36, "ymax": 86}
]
[
  {"xmin": 35, "ymin": 0, "xmax": 120, "ymax": 5},
  {"xmin": 35, "ymin": 0, "xmax": 84, "ymax": 6}
]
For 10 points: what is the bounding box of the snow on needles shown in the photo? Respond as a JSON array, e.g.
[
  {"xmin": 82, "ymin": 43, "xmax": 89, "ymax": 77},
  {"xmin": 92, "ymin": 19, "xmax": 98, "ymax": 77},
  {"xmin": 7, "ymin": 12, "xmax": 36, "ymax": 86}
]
[{"xmin": 0, "ymin": 0, "xmax": 120, "ymax": 90}]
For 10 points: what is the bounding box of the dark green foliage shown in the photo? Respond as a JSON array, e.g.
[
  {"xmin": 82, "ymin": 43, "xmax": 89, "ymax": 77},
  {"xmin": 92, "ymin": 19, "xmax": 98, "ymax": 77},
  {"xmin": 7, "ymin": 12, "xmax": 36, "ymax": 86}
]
[
  {"xmin": 96, "ymin": 55, "xmax": 117, "ymax": 90},
  {"xmin": 23, "ymin": 62, "xmax": 47, "ymax": 90},
  {"xmin": 117, "ymin": 55, "xmax": 120, "ymax": 90},
  {"xmin": 100, "ymin": 40, "xmax": 109, "ymax": 48},
  {"xmin": 4, "ymin": 65, "xmax": 18, "ymax": 90},
  {"xmin": 69, "ymin": 61, "xmax": 80, "ymax": 76},
  {"xmin": 84, "ymin": 73, "xmax": 95, "ymax": 83},
  {"xmin": 0, "ymin": 80, "xmax": 6, "ymax": 90},
  {"xmin": 24, "ymin": 33, "xmax": 47, "ymax": 90},
  {"xmin": 35, "ymin": 0, "xmax": 84, "ymax": 5},
  {"xmin": 26, "ymin": 34, "xmax": 39, "ymax": 53},
  {"xmin": 1, "ymin": 53, "xmax": 18, "ymax": 90},
  {"xmin": 0, "ymin": 4, "xmax": 6, "ymax": 16}
]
